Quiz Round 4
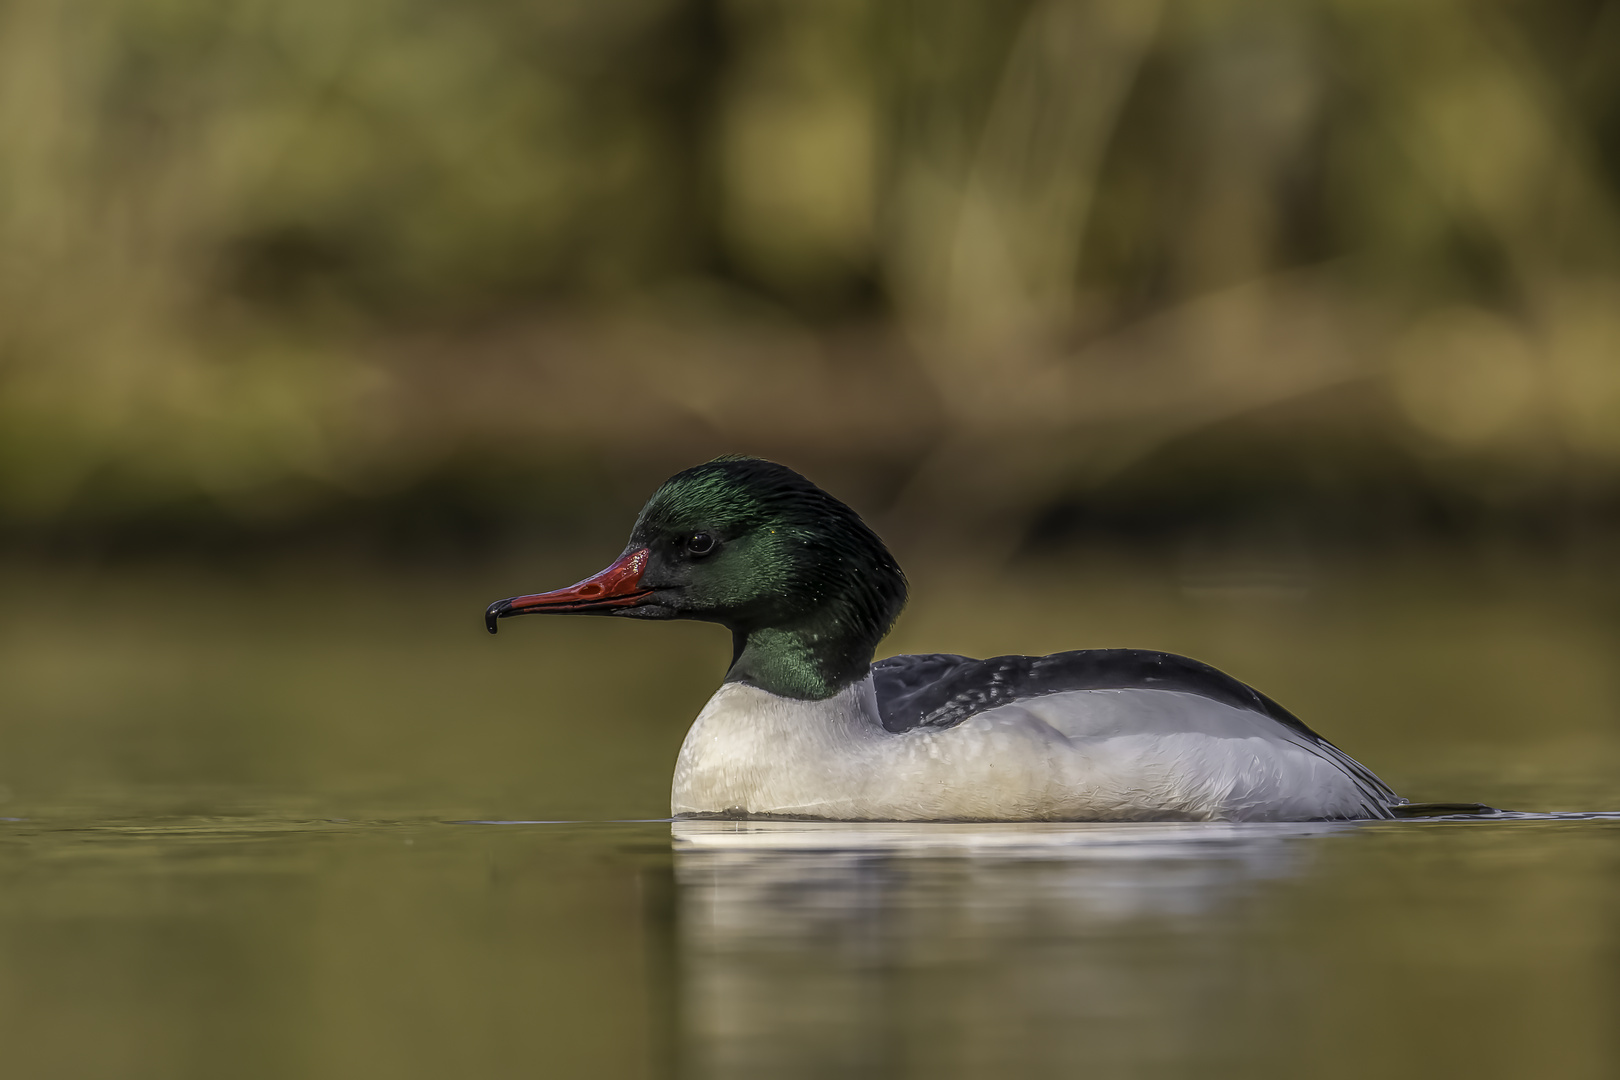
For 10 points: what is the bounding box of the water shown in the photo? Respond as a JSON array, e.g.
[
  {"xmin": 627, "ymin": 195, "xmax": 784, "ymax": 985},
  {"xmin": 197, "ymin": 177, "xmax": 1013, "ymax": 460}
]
[{"xmin": 1, "ymin": 556, "xmax": 1617, "ymax": 1078}]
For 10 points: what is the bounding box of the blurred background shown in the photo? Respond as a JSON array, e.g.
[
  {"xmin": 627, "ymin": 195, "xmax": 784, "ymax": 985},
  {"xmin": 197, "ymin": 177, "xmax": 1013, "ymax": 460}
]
[{"xmin": 3, "ymin": 0, "xmax": 1619, "ymax": 559}]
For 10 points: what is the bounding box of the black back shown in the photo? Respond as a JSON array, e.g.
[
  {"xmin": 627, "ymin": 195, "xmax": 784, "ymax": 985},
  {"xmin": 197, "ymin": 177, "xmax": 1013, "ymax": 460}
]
[{"xmin": 872, "ymin": 648, "xmax": 1324, "ymax": 741}]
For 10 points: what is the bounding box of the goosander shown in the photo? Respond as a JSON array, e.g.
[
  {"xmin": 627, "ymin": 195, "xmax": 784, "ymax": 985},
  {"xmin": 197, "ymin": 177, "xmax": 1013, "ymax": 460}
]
[{"xmin": 486, "ymin": 456, "xmax": 1406, "ymax": 822}]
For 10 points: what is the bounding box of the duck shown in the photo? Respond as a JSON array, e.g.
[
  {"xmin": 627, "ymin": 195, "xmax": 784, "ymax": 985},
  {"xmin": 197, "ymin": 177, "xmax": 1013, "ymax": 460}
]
[{"xmin": 485, "ymin": 455, "xmax": 1407, "ymax": 822}]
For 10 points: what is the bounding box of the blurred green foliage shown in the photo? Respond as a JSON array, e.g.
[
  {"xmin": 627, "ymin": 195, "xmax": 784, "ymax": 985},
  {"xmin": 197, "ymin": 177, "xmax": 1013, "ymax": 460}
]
[{"xmin": 2, "ymin": 0, "xmax": 1618, "ymax": 549}]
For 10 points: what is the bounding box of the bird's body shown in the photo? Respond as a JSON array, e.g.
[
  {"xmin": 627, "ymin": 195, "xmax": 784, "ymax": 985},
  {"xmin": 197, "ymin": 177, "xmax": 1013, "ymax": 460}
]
[
  {"xmin": 487, "ymin": 457, "xmax": 1405, "ymax": 822},
  {"xmin": 673, "ymin": 664, "xmax": 1396, "ymax": 822}
]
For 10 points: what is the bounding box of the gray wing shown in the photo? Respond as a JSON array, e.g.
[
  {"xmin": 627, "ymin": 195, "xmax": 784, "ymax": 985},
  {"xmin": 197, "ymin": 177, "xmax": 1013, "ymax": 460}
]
[{"xmin": 871, "ymin": 648, "xmax": 1399, "ymax": 806}]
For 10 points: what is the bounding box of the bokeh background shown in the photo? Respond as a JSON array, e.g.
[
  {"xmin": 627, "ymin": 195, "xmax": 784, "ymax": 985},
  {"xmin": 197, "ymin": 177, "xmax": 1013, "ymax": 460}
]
[{"xmin": 5, "ymin": 0, "xmax": 1620, "ymax": 557}]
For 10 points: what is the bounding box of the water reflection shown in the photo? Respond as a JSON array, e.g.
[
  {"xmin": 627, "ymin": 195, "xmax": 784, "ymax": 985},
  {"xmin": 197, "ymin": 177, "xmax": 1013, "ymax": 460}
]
[{"xmin": 673, "ymin": 820, "xmax": 1355, "ymax": 1078}]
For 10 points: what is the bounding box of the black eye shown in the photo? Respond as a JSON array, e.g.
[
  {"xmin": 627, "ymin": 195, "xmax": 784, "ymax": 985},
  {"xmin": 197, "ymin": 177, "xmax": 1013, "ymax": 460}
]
[{"xmin": 685, "ymin": 532, "xmax": 717, "ymax": 557}]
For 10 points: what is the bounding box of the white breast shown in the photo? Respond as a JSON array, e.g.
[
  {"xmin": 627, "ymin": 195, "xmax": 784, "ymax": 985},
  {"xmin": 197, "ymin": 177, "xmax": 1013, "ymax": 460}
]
[{"xmin": 670, "ymin": 677, "xmax": 1392, "ymax": 822}]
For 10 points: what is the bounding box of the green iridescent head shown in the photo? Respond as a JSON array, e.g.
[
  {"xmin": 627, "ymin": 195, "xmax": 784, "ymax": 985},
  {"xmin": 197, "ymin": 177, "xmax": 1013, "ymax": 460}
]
[{"xmin": 487, "ymin": 457, "xmax": 908, "ymax": 699}]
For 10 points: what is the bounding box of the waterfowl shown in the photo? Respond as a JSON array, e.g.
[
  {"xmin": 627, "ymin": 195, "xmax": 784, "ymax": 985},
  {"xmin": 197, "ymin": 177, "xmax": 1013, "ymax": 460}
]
[{"xmin": 486, "ymin": 456, "xmax": 1404, "ymax": 822}]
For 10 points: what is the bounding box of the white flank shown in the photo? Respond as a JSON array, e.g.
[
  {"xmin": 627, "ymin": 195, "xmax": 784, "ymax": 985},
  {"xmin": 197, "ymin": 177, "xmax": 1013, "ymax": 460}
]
[{"xmin": 670, "ymin": 676, "xmax": 1392, "ymax": 822}]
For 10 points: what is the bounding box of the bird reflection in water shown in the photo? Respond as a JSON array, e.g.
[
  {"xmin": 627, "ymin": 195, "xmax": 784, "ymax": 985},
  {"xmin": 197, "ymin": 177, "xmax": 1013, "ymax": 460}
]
[{"xmin": 671, "ymin": 820, "xmax": 1357, "ymax": 1079}]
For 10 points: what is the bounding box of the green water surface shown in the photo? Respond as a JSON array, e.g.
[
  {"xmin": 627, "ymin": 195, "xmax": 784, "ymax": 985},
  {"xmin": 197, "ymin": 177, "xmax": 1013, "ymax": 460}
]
[{"xmin": 0, "ymin": 557, "xmax": 1616, "ymax": 1078}]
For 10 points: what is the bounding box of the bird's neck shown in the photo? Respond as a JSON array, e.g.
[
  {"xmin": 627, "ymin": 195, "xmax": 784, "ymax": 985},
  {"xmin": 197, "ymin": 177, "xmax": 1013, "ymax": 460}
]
[{"xmin": 724, "ymin": 604, "xmax": 879, "ymax": 701}]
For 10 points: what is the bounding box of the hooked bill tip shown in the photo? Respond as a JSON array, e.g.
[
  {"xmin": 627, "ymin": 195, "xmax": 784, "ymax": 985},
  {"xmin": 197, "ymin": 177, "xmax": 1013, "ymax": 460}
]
[{"xmin": 484, "ymin": 601, "xmax": 505, "ymax": 635}]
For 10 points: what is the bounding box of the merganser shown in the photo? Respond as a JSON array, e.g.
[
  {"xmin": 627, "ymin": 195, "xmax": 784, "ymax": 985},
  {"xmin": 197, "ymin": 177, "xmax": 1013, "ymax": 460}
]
[{"xmin": 485, "ymin": 456, "xmax": 1405, "ymax": 822}]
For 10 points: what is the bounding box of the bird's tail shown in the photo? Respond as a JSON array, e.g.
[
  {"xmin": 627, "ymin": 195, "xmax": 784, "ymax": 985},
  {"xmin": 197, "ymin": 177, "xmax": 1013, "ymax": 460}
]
[{"xmin": 1389, "ymin": 801, "xmax": 1501, "ymax": 817}]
